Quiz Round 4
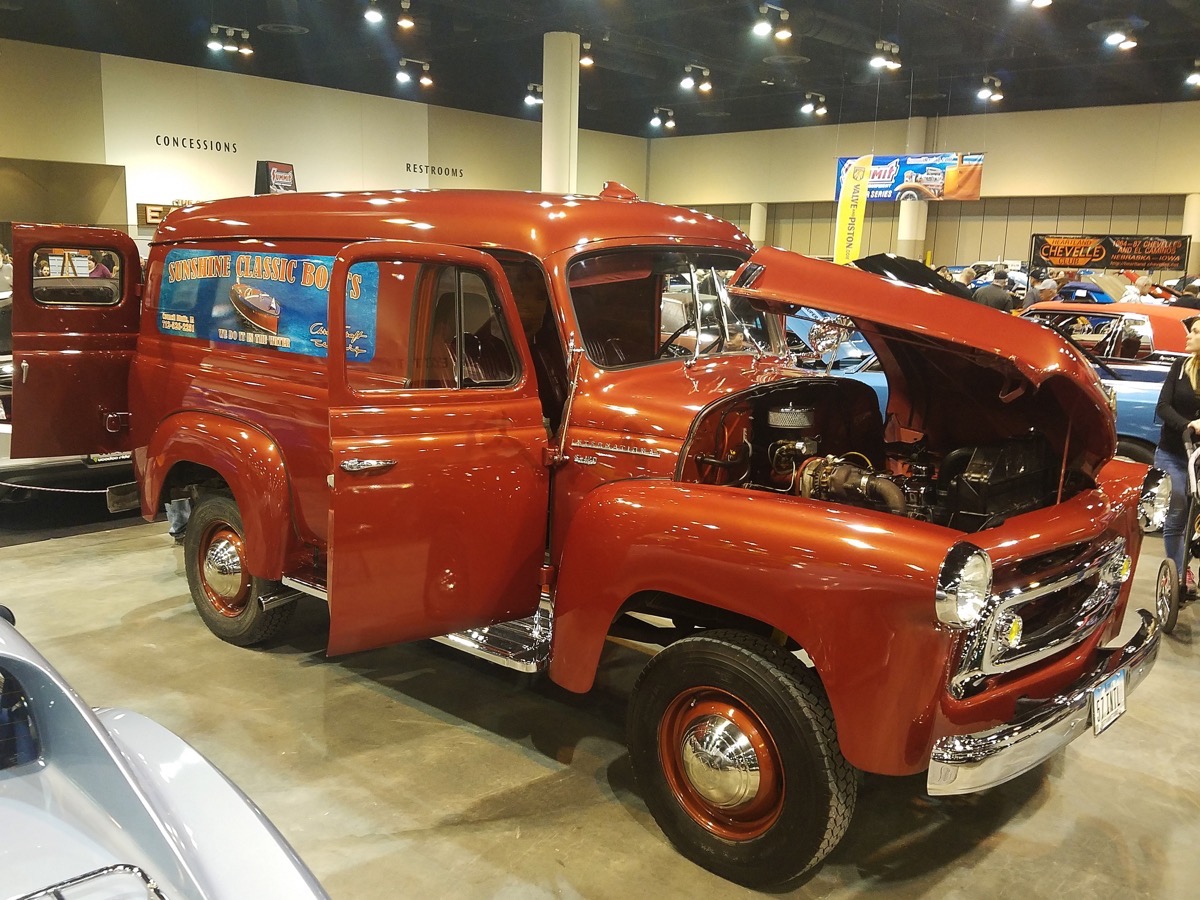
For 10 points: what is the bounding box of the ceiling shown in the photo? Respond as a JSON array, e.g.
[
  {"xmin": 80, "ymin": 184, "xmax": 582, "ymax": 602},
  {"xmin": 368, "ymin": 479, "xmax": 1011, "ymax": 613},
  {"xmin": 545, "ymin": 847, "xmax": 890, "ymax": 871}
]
[{"xmin": 2, "ymin": 0, "xmax": 1199, "ymax": 138}]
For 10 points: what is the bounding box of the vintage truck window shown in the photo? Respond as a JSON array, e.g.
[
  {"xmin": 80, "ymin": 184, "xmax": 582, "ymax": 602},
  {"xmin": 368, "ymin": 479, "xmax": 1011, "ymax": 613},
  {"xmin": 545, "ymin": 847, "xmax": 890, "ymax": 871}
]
[
  {"xmin": 29, "ymin": 246, "xmax": 121, "ymax": 307},
  {"xmin": 568, "ymin": 249, "xmax": 778, "ymax": 367}
]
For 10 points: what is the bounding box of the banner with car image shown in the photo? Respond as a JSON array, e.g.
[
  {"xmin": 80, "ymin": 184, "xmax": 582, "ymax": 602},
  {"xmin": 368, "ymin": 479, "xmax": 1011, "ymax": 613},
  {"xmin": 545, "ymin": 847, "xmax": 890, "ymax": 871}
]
[
  {"xmin": 833, "ymin": 152, "xmax": 984, "ymax": 202},
  {"xmin": 1031, "ymin": 234, "xmax": 1190, "ymax": 270}
]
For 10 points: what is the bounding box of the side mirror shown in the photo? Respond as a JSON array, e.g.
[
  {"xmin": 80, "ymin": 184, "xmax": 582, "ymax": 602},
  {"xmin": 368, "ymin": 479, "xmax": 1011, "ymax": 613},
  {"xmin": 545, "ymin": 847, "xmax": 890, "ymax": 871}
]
[{"xmin": 0, "ymin": 606, "xmax": 15, "ymax": 626}]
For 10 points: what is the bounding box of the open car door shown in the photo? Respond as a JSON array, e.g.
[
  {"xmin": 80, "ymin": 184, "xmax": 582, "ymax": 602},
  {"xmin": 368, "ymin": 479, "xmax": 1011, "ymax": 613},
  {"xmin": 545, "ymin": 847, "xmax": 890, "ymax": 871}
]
[
  {"xmin": 325, "ymin": 240, "xmax": 550, "ymax": 656},
  {"xmin": 9, "ymin": 224, "xmax": 142, "ymax": 457}
]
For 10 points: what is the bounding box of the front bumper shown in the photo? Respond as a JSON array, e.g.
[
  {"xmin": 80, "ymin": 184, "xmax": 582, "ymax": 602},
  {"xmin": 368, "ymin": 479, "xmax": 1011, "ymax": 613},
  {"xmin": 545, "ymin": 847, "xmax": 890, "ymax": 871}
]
[{"xmin": 926, "ymin": 607, "xmax": 1159, "ymax": 795}]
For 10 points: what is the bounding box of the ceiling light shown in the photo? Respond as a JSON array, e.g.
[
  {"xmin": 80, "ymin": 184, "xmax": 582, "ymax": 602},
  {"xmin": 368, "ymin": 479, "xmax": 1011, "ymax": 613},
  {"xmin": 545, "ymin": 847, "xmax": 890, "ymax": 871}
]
[
  {"xmin": 651, "ymin": 107, "xmax": 675, "ymax": 129},
  {"xmin": 525, "ymin": 83, "xmax": 544, "ymax": 105},
  {"xmin": 871, "ymin": 40, "xmax": 901, "ymax": 70},
  {"xmin": 753, "ymin": 5, "xmax": 773, "ymax": 37},
  {"xmin": 397, "ymin": 0, "xmax": 415, "ymax": 29},
  {"xmin": 364, "ymin": 1, "xmax": 384, "ymax": 24},
  {"xmin": 419, "ymin": 63, "xmax": 433, "ymax": 86},
  {"xmin": 580, "ymin": 42, "xmax": 594, "ymax": 67},
  {"xmin": 239, "ymin": 32, "xmax": 254, "ymax": 56},
  {"xmin": 1118, "ymin": 37, "xmax": 1138, "ymax": 50},
  {"xmin": 397, "ymin": 58, "xmax": 432, "ymax": 86},
  {"xmin": 698, "ymin": 68, "xmax": 712, "ymax": 92},
  {"xmin": 1188, "ymin": 60, "xmax": 1200, "ymax": 86},
  {"xmin": 680, "ymin": 64, "xmax": 695, "ymax": 89},
  {"xmin": 1105, "ymin": 30, "xmax": 1126, "ymax": 46},
  {"xmin": 775, "ymin": 10, "xmax": 792, "ymax": 41},
  {"xmin": 207, "ymin": 25, "xmax": 222, "ymax": 51},
  {"xmin": 396, "ymin": 69, "xmax": 411, "ymax": 83},
  {"xmin": 801, "ymin": 91, "xmax": 826, "ymax": 115},
  {"xmin": 978, "ymin": 75, "xmax": 1003, "ymax": 102},
  {"xmin": 1032, "ymin": 0, "xmax": 1052, "ymax": 7},
  {"xmin": 222, "ymin": 28, "xmax": 238, "ymax": 52}
]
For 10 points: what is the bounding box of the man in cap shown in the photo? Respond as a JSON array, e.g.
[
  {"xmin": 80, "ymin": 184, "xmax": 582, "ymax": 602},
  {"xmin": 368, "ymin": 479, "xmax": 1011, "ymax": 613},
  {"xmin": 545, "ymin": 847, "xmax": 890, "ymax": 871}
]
[
  {"xmin": 1023, "ymin": 277, "xmax": 1059, "ymax": 309},
  {"xmin": 972, "ymin": 267, "xmax": 1015, "ymax": 312}
]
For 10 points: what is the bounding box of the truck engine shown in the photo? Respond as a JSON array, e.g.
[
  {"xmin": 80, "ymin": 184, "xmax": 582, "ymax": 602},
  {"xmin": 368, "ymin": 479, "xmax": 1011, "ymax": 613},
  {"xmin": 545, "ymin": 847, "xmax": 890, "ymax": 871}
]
[{"xmin": 678, "ymin": 378, "xmax": 1064, "ymax": 533}]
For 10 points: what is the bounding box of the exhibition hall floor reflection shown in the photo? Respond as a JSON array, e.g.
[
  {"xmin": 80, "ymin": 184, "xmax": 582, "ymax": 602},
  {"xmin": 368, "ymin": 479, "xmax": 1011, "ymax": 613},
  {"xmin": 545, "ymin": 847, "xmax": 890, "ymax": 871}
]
[{"xmin": 3, "ymin": 519, "xmax": 1197, "ymax": 898}]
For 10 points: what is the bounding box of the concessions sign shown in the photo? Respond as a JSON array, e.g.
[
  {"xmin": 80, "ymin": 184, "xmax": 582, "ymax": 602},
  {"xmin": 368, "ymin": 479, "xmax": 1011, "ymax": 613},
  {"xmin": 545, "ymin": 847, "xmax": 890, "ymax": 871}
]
[
  {"xmin": 834, "ymin": 152, "xmax": 984, "ymax": 202},
  {"xmin": 1031, "ymin": 234, "xmax": 1189, "ymax": 270},
  {"xmin": 255, "ymin": 160, "xmax": 297, "ymax": 195}
]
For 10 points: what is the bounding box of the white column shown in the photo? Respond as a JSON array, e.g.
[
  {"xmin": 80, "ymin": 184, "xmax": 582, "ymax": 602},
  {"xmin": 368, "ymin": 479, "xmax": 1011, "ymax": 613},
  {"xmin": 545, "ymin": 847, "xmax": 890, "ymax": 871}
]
[
  {"xmin": 749, "ymin": 202, "xmax": 768, "ymax": 246},
  {"xmin": 896, "ymin": 116, "xmax": 930, "ymax": 261},
  {"xmin": 1184, "ymin": 193, "xmax": 1200, "ymax": 274},
  {"xmin": 541, "ymin": 32, "xmax": 580, "ymax": 194}
]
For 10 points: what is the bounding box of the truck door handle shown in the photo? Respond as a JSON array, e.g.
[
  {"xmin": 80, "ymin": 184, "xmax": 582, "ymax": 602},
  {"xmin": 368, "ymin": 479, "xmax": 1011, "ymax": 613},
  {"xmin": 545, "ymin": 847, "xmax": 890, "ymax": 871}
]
[
  {"xmin": 20, "ymin": 360, "xmax": 28, "ymax": 383},
  {"xmin": 340, "ymin": 458, "xmax": 398, "ymax": 473}
]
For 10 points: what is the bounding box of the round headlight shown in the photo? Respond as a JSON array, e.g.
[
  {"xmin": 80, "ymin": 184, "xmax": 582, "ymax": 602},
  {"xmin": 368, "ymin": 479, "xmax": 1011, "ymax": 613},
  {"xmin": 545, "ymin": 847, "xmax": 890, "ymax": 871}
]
[
  {"xmin": 1139, "ymin": 469, "xmax": 1171, "ymax": 531},
  {"xmin": 936, "ymin": 544, "xmax": 994, "ymax": 628}
]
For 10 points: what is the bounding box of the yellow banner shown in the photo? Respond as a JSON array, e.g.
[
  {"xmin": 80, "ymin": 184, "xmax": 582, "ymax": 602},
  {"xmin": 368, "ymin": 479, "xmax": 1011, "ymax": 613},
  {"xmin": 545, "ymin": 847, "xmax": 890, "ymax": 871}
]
[{"xmin": 834, "ymin": 154, "xmax": 872, "ymax": 265}]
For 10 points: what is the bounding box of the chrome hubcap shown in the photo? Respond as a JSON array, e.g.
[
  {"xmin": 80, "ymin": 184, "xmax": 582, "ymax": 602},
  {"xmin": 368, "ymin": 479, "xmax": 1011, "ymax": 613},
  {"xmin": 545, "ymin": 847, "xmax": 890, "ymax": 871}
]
[
  {"xmin": 203, "ymin": 537, "xmax": 245, "ymax": 600},
  {"xmin": 679, "ymin": 713, "xmax": 761, "ymax": 809}
]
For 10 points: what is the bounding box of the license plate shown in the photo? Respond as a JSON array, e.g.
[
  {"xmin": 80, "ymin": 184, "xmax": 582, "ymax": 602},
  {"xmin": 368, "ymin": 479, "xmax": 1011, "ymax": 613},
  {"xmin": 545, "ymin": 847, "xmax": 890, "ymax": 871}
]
[{"xmin": 1092, "ymin": 668, "xmax": 1126, "ymax": 735}]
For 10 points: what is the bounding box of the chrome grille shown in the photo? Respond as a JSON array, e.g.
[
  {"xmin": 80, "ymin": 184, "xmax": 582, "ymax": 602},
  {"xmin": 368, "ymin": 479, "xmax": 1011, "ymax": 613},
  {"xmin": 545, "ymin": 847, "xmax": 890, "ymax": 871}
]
[{"xmin": 950, "ymin": 536, "xmax": 1128, "ymax": 698}]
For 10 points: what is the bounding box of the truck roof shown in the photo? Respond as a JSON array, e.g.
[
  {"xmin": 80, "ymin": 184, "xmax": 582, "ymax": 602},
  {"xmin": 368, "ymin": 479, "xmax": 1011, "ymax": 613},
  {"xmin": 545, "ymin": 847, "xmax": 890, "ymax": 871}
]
[{"xmin": 153, "ymin": 185, "xmax": 754, "ymax": 261}]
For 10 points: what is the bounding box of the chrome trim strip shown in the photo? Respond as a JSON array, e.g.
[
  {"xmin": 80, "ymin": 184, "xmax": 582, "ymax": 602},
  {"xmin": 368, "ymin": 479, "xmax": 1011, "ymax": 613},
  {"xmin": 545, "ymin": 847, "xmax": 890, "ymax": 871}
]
[
  {"xmin": 928, "ymin": 609, "xmax": 1159, "ymax": 796},
  {"xmin": 951, "ymin": 537, "xmax": 1126, "ymax": 697},
  {"xmin": 571, "ymin": 439, "xmax": 664, "ymax": 458},
  {"xmin": 431, "ymin": 596, "xmax": 553, "ymax": 673},
  {"xmin": 281, "ymin": 575, "xmax": 328, "ymax": 602},
  {"xmin": 14, "ymin": 864, "xmax": 168, "ymax": 900}
]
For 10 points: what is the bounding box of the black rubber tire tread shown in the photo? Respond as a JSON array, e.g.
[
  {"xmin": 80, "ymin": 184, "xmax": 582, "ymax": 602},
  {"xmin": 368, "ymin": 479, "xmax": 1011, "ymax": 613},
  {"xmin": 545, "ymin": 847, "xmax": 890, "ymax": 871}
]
[
  {"xmin": 1158, "ymin": 558, "xmax": 1181, "ymax": 635},
  {"xmin": 1115, "ymin": 440, "xmax": 1155, "ymax": 465},
  {"xmin": 627, "ymin": 628, "xmax": 856, "ymax": 889},
  {"xmin": 184, "ymin": 494, "xmax": 295, "ymax": 646}
]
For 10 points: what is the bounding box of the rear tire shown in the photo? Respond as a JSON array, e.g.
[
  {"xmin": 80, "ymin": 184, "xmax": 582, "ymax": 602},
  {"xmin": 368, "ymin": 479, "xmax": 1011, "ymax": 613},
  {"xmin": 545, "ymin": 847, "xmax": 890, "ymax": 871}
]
[
  {"xmin": 1115, "ymin": 440, "xmax": 1155, "ymax": 465},
  {"xmin": 184, "ymin": 494, "xmax": 295, "ymax": 646},
  {"xmin": 1156, "ymin": 558, "xmax": 1181, "ymax": 635},
  {"xmin": 627, "ymin": 630, "xmax": 856, "ymax": 889}
]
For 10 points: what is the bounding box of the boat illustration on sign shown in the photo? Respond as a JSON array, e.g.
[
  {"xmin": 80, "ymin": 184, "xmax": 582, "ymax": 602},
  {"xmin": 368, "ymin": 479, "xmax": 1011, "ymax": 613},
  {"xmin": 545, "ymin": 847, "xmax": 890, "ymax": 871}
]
[{"xmin": 229, "ymin": 283, "xmax": 281, "ymax": 334}]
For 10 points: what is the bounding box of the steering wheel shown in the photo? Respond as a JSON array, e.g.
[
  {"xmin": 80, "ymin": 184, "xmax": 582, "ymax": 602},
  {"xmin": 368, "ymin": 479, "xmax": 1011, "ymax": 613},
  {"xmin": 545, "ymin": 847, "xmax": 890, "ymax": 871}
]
[{"xmin": 658, "ymin": 322, "xmax": 693, "ymax": 358}]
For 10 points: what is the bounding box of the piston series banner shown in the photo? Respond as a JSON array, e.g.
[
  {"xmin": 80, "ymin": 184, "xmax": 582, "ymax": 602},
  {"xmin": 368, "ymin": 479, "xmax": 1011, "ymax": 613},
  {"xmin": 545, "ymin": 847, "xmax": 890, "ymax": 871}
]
[
  {"xmin": 833, "ymin": 152, "xmax": 984, "ymax": 202},
  {"xmin": 834, "ymin": 154, "xmax": 872, "ymax": 265},
  {"xmin": 1030, "ymin": 234, "xmax": 1190, "ymax": 270}
]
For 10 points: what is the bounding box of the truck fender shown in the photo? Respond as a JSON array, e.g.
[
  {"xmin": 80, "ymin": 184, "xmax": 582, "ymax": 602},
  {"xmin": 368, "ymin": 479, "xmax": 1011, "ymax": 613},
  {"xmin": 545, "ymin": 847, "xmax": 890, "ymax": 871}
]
[
  {"xmin": 142, "ymin": 411, "xmax": 292, "ymax": 579},
  {"xmin": 549, "ymin": 480, "xmax": 957, "ymax": 772}
]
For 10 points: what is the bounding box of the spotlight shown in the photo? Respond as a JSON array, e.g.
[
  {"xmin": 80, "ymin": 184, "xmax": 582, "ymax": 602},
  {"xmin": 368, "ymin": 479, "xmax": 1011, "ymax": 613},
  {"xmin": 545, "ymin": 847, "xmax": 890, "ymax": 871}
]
[
  {"xmin": 680, "ymin": 64, "xmax": 695, "ymax": 89},
  {"xmin": 397, "ymin": 58, "xmax": 432, "ymax": 86},
  {"xmin": 222, "ymin": 28, "xmax": 238, "ymax": 52},
  {"xmin": 207, "ymin": 25, "xmax": 222, "ymax": 51},
  {"xmin": 698, "ymin": 68, "xmax": 712, "ymax": 92},
  {"xmin": 871, "ymin": 39, "xmax": 901, "ymax": 70},
  {"xmin": 396, "ymin": 70, "xmax": 411, "ymax": 83},
  {"xmin": 1118, "ymin": 36, "xmax": 1138, "ymax": 50},
  {"xmin": 419, "ymin": 63, "xmax": 433, "ymax": 86},
  {"xmin": 239, "ymin": 32, "xmax": 254, "ymax": 56},
  {"xmin": 364, "ymin": 1, "xmax": 383, "ymax": 24},
  {"xmin": 1105, "ymin": 30, "xmax": 1126, "ymax": 46},
  {"xmin": 580, "ymin": 41, "xmax": 594, "ymax": 66},
  {"xmin": 801, "ymin": 92, "xmax": 827, "ymax": 116},
  {"xmin": 753, "ymin": 5, "xmax": 773, "ymax": 37},
  {"xmin": 525, "ymin": 83, "xmax": 544, "ymax": 105},
  {"xmin": 397, "ymin": 0, "xmax": 415, "ymax": 29},
  {"xmin": 1032, "ymin": 0, "xmax": 1052, "ymax": 7},
  {"xmin": 1188, "ymin": 59, "xmax": 1200, "ymax": 86},
  {"xmin": 978, "ymin": 75, "xmax": 1003, "ymax": 102},
  {"xmin": 870, "ymin": 39, "xmax": 888, "ymax": 68},
  {"xmin": 651, "ymin": 107, "xmax": 675, "ymax": 129},
  {"xmin": 775, "ymin": 10, "xmax": 792, "ymax": 41}
]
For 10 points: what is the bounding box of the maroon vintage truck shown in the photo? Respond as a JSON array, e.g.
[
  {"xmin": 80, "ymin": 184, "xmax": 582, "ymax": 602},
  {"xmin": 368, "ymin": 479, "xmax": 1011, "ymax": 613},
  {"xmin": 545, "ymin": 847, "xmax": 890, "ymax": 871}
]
[{"xmin": 7, "ymin": 185, "xmax": 1165, "ymax": 887}]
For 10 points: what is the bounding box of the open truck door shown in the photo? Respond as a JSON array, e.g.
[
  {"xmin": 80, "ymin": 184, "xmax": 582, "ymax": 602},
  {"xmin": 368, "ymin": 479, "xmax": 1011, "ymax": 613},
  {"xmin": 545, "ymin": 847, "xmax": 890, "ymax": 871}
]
[
  {"xmin": 9, "ymin": 224, "xmax": 142, "ymax": 458},
  {"xmin": 324, "ymin": 240, "xmax": 550, "ymax": 655}
]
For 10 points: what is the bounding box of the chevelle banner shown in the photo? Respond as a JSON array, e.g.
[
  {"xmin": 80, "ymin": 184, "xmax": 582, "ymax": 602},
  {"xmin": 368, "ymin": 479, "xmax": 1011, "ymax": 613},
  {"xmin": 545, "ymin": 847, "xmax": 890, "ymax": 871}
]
[
  {"xmin": 1031, "ymin": 234, "xmax": 1190, "ymax": 270},
  {"xmin": 833, "ymin": 152, "xmax": 984, "ymax": 202}
]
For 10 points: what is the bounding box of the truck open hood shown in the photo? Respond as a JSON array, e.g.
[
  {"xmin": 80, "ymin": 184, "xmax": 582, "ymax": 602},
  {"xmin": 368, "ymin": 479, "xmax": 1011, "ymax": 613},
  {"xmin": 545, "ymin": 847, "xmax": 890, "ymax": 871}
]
[{"xmin": 729, "ymin": 247, "xmax": 1115, "ymax": 475}]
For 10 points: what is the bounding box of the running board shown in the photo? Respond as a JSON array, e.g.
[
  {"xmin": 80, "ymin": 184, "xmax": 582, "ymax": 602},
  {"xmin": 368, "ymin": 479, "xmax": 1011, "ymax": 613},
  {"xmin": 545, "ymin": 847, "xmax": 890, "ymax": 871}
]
[
  {"xmin": 281, "ymin": 574, "xmax": 328, "ymax": 602},
  {"xmin": 431, "ymin": 599, "xmax": 552, "ymax": 673}
]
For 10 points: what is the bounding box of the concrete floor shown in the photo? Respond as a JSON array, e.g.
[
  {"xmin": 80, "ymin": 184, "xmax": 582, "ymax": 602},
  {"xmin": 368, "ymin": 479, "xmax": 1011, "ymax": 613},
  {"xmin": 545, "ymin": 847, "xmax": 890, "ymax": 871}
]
[{"xmin": 2, "ymin": 517, "xmax": 1198, "ymax": 899}]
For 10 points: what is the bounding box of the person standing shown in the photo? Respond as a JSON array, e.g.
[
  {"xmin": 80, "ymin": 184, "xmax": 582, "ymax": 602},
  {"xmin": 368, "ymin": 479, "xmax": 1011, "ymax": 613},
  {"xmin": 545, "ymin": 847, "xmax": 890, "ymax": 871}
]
[
  {"xmin": 972, "ymin": 268, "xmax": 1015, "ymax": 312},
  {"xmin": 1023, "ymin": 278, "xmax": 1058, "ymax": 309},
  {"xmin": 1155, "ymin": 317, "xmax": 1200, "ymax": 591},
  {"xmin": 1121, "ymin": 275, "xmax": 1154, "ymax": 303},
  {"xmin": 0, "ymin": 247, "xmax": 13, "ymax": 295}
]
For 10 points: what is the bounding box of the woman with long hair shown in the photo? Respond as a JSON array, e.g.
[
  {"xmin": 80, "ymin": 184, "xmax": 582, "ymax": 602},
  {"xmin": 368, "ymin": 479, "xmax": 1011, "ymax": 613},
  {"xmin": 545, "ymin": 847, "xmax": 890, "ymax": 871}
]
[{"xmin": 1155, "ymin": 316, "xmax": 1200, "ymax": 588}]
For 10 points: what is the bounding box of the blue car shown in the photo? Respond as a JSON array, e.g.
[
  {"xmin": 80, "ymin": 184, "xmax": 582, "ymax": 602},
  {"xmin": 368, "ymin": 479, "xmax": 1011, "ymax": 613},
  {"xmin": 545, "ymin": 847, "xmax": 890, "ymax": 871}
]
[{"xmin": 843, "ymin": 354, "xmax": 1162, "ymax": 464}]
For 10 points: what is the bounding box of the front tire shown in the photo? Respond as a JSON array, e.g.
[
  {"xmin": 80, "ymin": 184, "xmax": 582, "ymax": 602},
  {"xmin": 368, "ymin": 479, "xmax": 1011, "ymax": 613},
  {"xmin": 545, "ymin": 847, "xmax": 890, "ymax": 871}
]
[
  {"xmin": 184, "ymin": 494, "xmax": 295, "ymax": 646},
  {"xmin": 627, "ymin": 630, "xmax": 856, "ymax": 889}
]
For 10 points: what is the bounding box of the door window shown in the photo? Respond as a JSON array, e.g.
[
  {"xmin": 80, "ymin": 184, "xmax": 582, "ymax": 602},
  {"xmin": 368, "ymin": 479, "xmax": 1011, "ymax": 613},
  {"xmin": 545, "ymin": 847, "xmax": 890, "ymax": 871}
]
[
  {"xmin": 30, "ymin": 246, "xmax": 123, "ymax": 306},
  {"xmin": 344, "ymin": 261, "xmax": 517, "ymax": 393}
]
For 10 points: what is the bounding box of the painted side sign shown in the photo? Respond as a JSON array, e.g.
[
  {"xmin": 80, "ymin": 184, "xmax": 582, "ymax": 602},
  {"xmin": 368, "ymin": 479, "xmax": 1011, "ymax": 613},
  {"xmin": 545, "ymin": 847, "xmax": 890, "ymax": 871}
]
[
  {"xmin": 1030, "ymin": 234, "xmax": 1190, "ymax": 270},
  {"xmin": 157, "ymin": 249, "xmax": 377, "ymax": 361},
  {"xmin": 833, "ymin": 152, "xmax": 985, "ymax": 202}
]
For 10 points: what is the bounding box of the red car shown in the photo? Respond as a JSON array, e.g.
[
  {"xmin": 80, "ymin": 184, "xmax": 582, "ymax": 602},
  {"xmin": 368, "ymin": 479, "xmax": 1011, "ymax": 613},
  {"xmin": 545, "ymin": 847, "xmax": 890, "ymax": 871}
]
[
  {"xmin": 7, "ymin": 190, "xmax": 1163, "ymax": 888},
  {"xmin": 1022, "ymin": 301, "xmax": 1195, "ymax": 360}
]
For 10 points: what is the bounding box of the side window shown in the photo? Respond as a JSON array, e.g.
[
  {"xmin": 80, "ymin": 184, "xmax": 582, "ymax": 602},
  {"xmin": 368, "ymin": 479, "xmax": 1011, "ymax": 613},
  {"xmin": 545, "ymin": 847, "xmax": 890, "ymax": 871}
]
[
  {"xmin": 344, "ymin": 261, "xmax": 516, "ymax": 393},
  {"xmin": 0, "ymin": 668, "xmax": 39, "ymax": 770},
  {"xmin": 31, "ymin": 246, "xmax": 122, "ymax": 306}
]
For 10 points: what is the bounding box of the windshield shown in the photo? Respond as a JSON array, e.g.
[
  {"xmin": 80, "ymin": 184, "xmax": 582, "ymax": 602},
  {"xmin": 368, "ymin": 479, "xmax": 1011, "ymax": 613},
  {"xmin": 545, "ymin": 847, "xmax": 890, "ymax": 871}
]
[{"xmin": 567, "ymin": 249, "xmax": 783, "ymax": 367}]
